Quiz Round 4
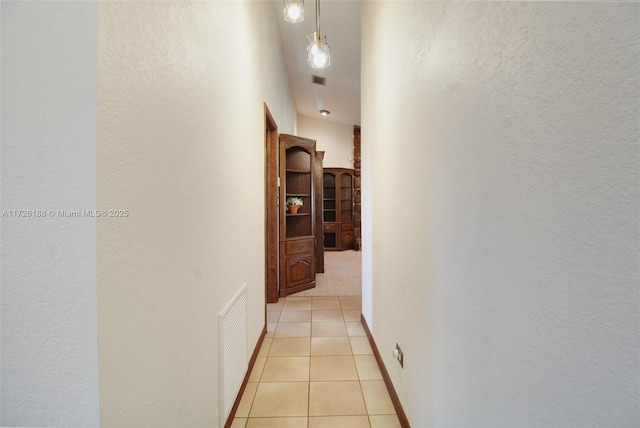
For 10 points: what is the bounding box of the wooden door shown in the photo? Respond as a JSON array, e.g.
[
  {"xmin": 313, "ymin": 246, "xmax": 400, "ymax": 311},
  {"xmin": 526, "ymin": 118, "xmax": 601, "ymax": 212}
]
[{"xmin": 278, "ymin": 134, "xmax": 317, "ymax": 296}]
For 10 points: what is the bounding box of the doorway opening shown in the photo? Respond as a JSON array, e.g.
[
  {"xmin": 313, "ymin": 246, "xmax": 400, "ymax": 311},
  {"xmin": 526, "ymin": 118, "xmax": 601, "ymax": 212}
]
[{"xmin": 264, "ymin": 110, "xmax": 363, "ymax": 302}]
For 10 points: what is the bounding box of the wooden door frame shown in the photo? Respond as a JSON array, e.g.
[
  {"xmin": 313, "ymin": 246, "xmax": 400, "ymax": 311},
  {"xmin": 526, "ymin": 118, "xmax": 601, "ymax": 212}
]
[{"xmin": 264, "ymin": 104, "xmax": 279, "ymax": 303}]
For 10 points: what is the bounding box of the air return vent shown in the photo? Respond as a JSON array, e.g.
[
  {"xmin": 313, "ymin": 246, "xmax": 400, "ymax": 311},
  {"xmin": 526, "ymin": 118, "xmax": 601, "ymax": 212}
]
[
  {"xmin": 312, "ymin": 75, "xmax": 326, "ymax": 86},
  {"xmin": 218, "ymin": 285, "xmax": 248, "ymax": 426}
]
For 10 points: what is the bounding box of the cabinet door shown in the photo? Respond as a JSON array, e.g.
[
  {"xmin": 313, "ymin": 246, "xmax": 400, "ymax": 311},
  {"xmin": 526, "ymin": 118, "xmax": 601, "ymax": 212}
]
[
  {"xmin": 285, "ymin": 253, "xmax": 314, "ymax": 289},
  {"xmin": 339, "ymin": 172, "xmax": 353, "ymax": 222},
  {"xmin": 340, "ymin": 222, "xmax": 354, "ymax": 250},
  {"xmin": 323, "ymin": 171, "xmax": 336, "ymax": 223},
  {"xmin": 280, "ymin": 236, "xmax": 316, "ymax": 296},
  {"xmin": 338, "ymin": 170, "xmax": 354, "ymax": 249},
  {"xmin": 322, "ymin": 171, "xmax": 337, "ymax": 250}
]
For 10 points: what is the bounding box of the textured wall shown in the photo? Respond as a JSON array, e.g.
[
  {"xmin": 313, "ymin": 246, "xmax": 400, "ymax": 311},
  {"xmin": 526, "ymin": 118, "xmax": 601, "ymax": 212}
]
[
  {"xmin": 1, "ymin": 1, "xmax": 100, "ymax": 426},
  {"xmin": 362, "ymin": 2, "xmax": 639, "ymax": 426},
  {"xmin": 298, "ymin": 115, "xmax": 354, "ymax": 168},
  {"xmin": 97, "ymin": 1, "xmax": 295, "ymax": 425}
]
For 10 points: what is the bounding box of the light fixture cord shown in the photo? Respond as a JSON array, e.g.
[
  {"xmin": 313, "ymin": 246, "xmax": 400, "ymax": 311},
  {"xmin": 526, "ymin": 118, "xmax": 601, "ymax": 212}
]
[{"xmin": 315, "ymin": 0, "xmax": 320, "ymax": 35}]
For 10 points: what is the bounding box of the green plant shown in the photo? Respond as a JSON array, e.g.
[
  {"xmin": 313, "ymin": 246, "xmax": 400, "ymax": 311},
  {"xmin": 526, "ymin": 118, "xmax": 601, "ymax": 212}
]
[{"xmin": 286, "ymin": 196, "xmax": 303, "ymax": 206}]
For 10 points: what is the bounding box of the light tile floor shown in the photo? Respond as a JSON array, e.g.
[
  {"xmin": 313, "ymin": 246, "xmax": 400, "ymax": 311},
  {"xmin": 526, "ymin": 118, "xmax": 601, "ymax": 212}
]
[{"xmin": 232, "ymin": 296, "xmax": 401, "ymax": 428}]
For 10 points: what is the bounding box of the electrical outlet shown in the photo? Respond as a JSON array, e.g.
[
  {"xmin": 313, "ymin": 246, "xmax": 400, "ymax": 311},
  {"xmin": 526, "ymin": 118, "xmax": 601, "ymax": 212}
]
[{"xmin": 395, "ymin": 343, "xmax": 404, "ymax": 368}]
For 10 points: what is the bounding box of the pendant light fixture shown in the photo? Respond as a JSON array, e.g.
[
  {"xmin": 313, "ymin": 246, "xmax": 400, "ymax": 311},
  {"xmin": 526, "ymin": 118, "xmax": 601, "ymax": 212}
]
[
  {"xmin": 283, "ymin": 0, "xmax": 304, "ymax": 23},
  {"xmin": 306, "ymin": 0, "xmax": 331, "ymax": 68}
]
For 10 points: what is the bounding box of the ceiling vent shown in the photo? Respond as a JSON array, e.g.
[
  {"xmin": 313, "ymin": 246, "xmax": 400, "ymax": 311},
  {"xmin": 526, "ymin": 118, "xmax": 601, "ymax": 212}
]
[{"xmin": 311, "ymin": 75, "xmax": 326, "ymax": 86}]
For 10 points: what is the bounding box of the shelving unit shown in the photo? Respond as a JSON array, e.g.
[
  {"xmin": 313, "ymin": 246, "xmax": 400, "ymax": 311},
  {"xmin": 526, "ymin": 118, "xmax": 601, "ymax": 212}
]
[
  {"xmin": 279, "ymin": 134, "xmax": 317, "ymax": 296},
  {"xmin": 322, "ymin": 168, "xmax": 354, "ymax": 251}
]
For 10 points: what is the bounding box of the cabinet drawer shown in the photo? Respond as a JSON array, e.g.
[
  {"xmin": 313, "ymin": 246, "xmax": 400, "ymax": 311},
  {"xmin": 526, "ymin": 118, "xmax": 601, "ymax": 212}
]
[
  {"xmin": 323, "ymin": 223, "xmax": 337, "ymax": 232},
  {"xmin": 286, "ymin": 238, "xmax": 314, "ymax": 255}
]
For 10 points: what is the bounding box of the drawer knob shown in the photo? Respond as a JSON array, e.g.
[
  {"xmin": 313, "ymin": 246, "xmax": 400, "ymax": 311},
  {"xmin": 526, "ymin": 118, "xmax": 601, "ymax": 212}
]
[{"xmin": 297, "ymin": 244, "xmax": 304, "ymax": 250}]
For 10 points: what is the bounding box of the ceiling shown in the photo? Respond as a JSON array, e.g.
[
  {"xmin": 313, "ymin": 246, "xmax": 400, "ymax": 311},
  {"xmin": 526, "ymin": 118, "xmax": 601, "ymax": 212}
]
[{"xmin": 273, "ymin": 0, "xmax": 362, "ymax": 126}]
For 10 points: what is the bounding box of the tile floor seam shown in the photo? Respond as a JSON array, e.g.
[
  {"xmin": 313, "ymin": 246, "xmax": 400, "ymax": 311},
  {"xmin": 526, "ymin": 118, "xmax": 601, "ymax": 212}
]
[
  {"xmin": 357, "ymin": 377, "xmax": 370, "ymax": 417},
  {"xmin": 307, "ymin": 324, "xmax": 312, "ymax": 428},
  {"xmin": 244, "ymin": 383, "xmax": 258, "ymax": 423},
  {"xmin": 307, "ymin": 317, "xmax": 311, "ymax": 423}
]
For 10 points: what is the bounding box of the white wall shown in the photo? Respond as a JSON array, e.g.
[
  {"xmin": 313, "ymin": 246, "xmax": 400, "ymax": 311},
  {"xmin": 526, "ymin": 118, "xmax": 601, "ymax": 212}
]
[
  {"xmin": 1, "ymin": 1, "xmax": 100, "ymax": 426},
  {"xmin": 97, "ymin": 1, "xmax": 295, "ymax": 426},
  {"xmin": 1, "ymin": 2, "xmax": 294, "ymax": 425},
  {"xmin": 362, "ymin": 2, "xmax": 639, "ymax": 426},
  {"xmin": 297, "ymin": 115, "xmax": 354, "ymax": 168}
]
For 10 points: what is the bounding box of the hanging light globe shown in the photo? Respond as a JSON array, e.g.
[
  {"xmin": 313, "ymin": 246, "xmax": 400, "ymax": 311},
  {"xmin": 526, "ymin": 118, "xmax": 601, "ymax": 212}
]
[
  {"xmin": 283, "ymin": 0, "xmax": 304, "ymax": 23},
  {"xmin": 307, "ymin": 32, "xmax": 331, "ymax": 68}
]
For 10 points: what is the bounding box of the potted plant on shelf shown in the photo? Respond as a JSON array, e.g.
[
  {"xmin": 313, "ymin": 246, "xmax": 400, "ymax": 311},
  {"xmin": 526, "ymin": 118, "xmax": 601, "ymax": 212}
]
[{"xmin": 286, "ymin": 196, "xmax": 303, "ymax": 214}]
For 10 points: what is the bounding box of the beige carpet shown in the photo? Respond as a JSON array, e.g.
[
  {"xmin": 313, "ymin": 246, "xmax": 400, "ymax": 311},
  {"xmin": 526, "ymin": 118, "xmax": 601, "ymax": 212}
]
[{"xmin": 294, "ymin": 250, "xmax": 362, "ymax": 297}]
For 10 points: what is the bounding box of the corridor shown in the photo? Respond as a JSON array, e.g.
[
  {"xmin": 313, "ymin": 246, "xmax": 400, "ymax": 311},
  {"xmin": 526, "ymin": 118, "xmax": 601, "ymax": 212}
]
[
  {"xmin": 4, "ymin": 1, "xmax": 637, "ymax": 426},
  {"xmin": 231, "ymin": 295, "xmax": 400, "ymax": 427}
]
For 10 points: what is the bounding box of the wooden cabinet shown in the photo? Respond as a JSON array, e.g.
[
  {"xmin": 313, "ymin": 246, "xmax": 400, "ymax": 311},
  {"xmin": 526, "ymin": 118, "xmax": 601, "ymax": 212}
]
[
  {"xmin": 322, "ymin": 168, "xmax": 354, "ymax": 251},
  {"xmin": 279, "ymin": 134, "xmax": 316, "ymax": 296}
]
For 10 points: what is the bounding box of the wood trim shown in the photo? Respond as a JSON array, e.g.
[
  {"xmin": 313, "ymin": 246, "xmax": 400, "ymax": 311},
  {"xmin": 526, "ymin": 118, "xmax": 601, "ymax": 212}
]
[
  {"xmin": 264, "ymin": 103, "xmax": 279, "ymax": 303},
  {"xmin": 314, "ymin": 151, "xmax": 325, "ymax": 273},
  {"xmin": 361, "ymin": 314, "xmax": 411, "ymax": 428},
  {"xmin": 223, "ymin": 324, "xmax": 267, "ymax": 428}
]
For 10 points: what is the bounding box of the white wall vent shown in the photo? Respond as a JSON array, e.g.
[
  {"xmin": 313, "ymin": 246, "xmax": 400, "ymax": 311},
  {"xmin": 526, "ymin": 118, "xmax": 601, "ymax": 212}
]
[{"xmin": 218, "ymin": 285, "xmax": 248, "ymax": 426}]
